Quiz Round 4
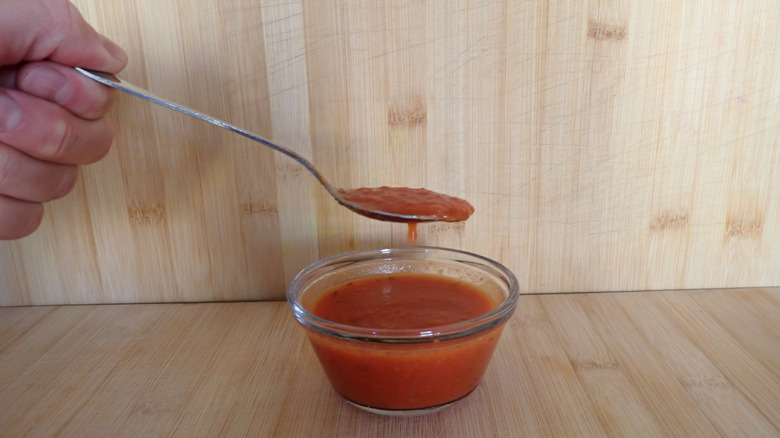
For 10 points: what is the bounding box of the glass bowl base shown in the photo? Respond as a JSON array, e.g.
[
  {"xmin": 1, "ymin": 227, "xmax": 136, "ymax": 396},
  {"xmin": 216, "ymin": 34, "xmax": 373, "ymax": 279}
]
[{"xmin": 346, "ymin": 399, "xmax": 458, "ymax": 416}]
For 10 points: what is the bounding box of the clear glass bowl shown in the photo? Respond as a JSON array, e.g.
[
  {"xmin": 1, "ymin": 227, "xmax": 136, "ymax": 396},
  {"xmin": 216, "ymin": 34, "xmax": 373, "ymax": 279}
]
[{"xmin": 287, "ymin": 246, "xmax": 519, "ymax": 416}]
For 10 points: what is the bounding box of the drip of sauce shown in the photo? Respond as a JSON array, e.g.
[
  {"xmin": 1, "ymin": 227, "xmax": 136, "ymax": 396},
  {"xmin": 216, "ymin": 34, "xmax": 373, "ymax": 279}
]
[{"xmin": 407, "ymin": 222, "xmax": 418, "ymax": 245}]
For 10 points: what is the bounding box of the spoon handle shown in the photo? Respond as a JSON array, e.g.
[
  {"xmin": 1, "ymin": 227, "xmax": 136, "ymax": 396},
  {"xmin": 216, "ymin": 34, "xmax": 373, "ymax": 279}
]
[{"xmin": 75, "ymin": 67, "xmax": 333, "ymax": 191}]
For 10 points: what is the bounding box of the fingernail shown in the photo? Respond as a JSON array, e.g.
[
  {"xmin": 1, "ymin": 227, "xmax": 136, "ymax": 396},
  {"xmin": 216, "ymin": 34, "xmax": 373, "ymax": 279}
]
[
  {"xmin": 21, "ymin": 66, "xmax": 71, "ymax": 104},
  {"xmin": 0, "ymin": 91, "xmax": 22, "ymax": 132}
]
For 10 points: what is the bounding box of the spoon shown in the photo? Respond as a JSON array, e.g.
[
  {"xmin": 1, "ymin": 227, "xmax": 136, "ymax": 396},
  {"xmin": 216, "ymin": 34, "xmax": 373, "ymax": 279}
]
[{"xmin": 75, "ymin": 68, "xmax": 470, "ymax": 223}]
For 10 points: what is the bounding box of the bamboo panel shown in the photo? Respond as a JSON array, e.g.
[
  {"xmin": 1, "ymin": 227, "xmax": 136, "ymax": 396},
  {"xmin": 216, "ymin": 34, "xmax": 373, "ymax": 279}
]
[
  {"xmin": 1, "ymin": 288, "xmax": 779, "ymax": 436},
  {"xmin": 1, "ymin": 1, "xmax": 779, "ymax": 305}
]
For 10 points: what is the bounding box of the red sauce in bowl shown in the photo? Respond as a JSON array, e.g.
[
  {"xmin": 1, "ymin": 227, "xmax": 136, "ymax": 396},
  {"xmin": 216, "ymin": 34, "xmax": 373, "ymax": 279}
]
[
  {"xmin": 305, "ymin": 273, "xmax": 505, "ymax": 411},
  {"xmin": 312, "ymin": 274, "xmax": 496, "ymax": 328}
]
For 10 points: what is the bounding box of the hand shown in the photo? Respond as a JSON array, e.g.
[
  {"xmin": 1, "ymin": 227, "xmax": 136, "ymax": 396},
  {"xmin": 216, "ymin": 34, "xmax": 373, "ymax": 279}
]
[{"xmin": 0, "ymin": 0, "xmax": 127, "ymax": 239}]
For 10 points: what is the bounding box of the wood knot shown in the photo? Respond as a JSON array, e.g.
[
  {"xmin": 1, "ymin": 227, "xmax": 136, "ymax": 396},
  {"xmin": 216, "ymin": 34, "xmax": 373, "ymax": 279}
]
[
  {"xmin": 725, "ymin": 218, "xmax": 763, "ymax": 238},
  {"xmin": 388, "ymin": 100, "xmax": 427, "ymax": 126},
  {"xmin": 513, "ymin": 317, "xmax": 550, "ymax": 328},
  {"xmin": 128, "ymin": 202, "xmax": 165, "ymax": 224},
  {"xmin": 277, "ymin": 163, "xmax": 305, "ymax": 179},
  {"xmin": 242, "ymin": 201, "xmax": 278, "ymax": 214},
  {"xmin": 427, "ymin": 222, "xmax": 466, "ymax": 234},
  {"xmin": 588, "ymin": 22, "xmax": 627, "ymax": 41},
  {"xmin": 573, "ymin": 359, "xmax": 620, "ymax": 371},
  {"xmin": 650, "ymin": 213, "xmax": 689, "ymax": 231},
  {"xmin": 681, "ymin": 376, "xmax": 729, "ymax": 389}
]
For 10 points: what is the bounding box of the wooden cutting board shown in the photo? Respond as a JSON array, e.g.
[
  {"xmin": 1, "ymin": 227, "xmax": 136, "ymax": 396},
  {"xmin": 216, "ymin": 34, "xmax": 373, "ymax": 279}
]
[
  {"xmin": 2, "ymin": 1, "xmax": 779, "ymax": 305},
  {"xmin": 2, "ymin": 288, "xmax": 780, "ymax": 436}
]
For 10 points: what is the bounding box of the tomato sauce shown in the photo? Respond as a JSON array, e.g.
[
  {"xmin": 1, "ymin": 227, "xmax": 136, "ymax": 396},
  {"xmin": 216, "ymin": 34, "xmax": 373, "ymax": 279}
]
[
  {"xmin": 305, "ymin": 273, "xmax": 505, "ymax": 411},
  {"xmin": 406, "ymin": 222, "xmax": 418, "ymax": 245},
  {"xmin": 312, "ymin": 274, "xmax": 496, "ymax": 328},
  {"xmin": 339, "ymin": 187, "xmax": 474, "ymax": 222}
]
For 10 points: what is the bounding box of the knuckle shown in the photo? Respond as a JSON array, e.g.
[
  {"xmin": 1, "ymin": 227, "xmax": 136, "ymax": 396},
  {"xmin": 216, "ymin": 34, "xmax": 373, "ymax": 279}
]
[
  {"xmin": 0, "ymin": 197, "xmax": 44, "ymax": 240},
  {"xmin": 83, "ymin": 88, "xmax": 117, "ymax": 120},
  {"xmin": 44, "ymin": 116, "xmax": 114, "ymax": 165},
  {"xmin": 0, "ymin": 146, "xmax": 14, "ymax": 192},
  {"xmin": 48, "ymin": 119, "xmax": 76, "ymax": 162},
  {"xmin": 44, "ymin": 0, "xmax": 75, "ymax": 36},
  {"xmin": 52, "ymin": 165, "xmax": 79, "ymax": 199},
  {"xmin": 85, "ymin": 118, "xmax": 114, "ymax": 163},
  {"xmin": 0, "ymin": 143, "xmax": 22, "ymax": 194},
  {"xmin": 22, "ymin": 204, "xmax": 45, "ymax": 237}
]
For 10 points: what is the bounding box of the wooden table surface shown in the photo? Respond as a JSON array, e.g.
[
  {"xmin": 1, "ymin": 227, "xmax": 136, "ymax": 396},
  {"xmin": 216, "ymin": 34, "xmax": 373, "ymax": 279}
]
[{"xmin": 1, "ymin": 288, "xmax": 779, "ymax": 437}]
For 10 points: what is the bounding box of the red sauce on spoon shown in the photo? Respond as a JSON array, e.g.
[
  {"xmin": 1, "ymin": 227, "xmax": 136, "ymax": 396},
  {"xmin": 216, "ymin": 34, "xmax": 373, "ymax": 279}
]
[
  {"xmin": 339, "ymin": 186, "xmax": 474, "ymax": 245},
  {"xmin": 339, "ymin": 187, "xmax": 474, "ymax": 222}
]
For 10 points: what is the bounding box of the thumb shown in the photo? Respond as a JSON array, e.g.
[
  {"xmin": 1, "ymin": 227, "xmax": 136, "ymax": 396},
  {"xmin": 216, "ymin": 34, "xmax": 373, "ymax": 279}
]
[{"xmin": 0, "ymin": 0, "xmax": 127, "ymax": 73}]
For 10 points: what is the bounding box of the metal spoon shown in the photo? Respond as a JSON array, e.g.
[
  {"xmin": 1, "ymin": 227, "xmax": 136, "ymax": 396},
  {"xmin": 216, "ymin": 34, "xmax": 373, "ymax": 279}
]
[{"xmin": 75, "ymin": 68, "xmax": 445, "ymax": 223}]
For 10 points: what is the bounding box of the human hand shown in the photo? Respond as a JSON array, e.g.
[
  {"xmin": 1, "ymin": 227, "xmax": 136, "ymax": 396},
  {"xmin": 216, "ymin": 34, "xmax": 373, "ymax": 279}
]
[{"xmin": 0, "ymin": 0, "xmax": 127, "ymax": 239}]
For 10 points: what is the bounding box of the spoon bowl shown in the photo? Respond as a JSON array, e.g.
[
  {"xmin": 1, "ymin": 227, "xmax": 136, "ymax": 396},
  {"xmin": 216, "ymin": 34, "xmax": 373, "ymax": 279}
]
[{"xmin": 76, "ymin": 68, "xmax": 471, "ymax": 223}]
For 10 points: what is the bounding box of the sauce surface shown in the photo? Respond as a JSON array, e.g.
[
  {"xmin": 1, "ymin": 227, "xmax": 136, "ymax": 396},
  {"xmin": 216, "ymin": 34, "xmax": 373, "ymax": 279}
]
[
  {"xmin": 305, "ymin": 273, "xmax": 504, "ymax": 410},
  {"xmin": 312, "ymin": 274, "xmax": 497, "ymax": 329},
  {"xmin": 339, "ymin": 186, "xmax": 474, "ymax": 222}
]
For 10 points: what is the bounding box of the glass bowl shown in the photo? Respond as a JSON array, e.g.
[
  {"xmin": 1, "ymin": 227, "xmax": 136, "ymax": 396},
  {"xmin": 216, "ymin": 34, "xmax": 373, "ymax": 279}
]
[{"xmin": 287, "ymin": 246, "xmax": 519, "ymax": 416}]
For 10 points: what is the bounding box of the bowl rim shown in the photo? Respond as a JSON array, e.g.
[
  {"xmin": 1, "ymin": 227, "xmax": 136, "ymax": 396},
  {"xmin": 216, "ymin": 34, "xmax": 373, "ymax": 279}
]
[{"xmin": 286, "ymin": 246, "xmax": 519, "ymax": 343}]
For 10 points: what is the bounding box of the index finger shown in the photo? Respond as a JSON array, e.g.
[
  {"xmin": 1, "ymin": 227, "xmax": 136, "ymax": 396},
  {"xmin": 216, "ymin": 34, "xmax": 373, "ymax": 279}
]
[
  {"xmin": 17, "ymin": 62, "xmax": 117, "ymax": 121},
  {"xmin": 0, "ymin": 0, "xmax": 127, "ymax": 73}
]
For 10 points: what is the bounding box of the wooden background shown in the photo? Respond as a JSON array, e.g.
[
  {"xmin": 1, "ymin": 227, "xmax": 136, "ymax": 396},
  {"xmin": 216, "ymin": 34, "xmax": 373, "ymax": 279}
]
[{"xmin": 1, "ymin": 0, "xmax": 779, "ymax": 305}]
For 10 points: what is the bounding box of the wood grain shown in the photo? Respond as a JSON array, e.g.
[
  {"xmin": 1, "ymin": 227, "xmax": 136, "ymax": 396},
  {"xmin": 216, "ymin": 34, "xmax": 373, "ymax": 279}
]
[
  {"xmin": 2, "ymin": 1, "xmax": 780, "ymax": 304},
  {"xmin": 1, "ymin": 288, "xmax": 779, "ymax": 437}
]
